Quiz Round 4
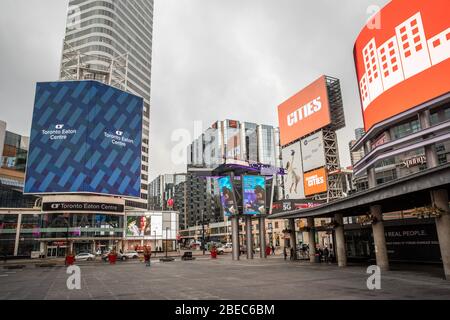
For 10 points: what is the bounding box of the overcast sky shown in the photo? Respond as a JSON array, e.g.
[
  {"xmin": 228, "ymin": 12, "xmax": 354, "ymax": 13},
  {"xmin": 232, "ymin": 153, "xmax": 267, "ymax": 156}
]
[{"xmin": 0, "ymin": 0, "xmax": 389, "ymax": 180}]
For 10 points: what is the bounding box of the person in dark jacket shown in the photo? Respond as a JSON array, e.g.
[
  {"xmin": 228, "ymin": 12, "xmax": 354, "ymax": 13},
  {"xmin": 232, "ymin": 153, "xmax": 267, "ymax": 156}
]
[{"xmin": 283, "ymin": 247, "xmax": 287, "ymax": 260}]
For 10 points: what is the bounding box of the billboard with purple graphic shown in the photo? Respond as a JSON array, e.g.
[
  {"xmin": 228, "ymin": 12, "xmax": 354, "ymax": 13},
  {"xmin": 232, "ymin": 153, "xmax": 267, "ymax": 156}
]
[{"xmin": 242, "ymin": 175, "xmax": 266, "ymax": 215}]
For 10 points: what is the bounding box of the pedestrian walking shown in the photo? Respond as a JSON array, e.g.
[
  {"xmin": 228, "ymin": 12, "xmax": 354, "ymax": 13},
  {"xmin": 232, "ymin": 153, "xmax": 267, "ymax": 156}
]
[
  {"xmin": 271, "ymin": 245, "xmax": 276, "ymax": 255},
  {"xmin": 144, "ymin": 246, "xmax": 152, "ymax": 267},
  {"xmin": 323, "ymin": 246, "xmax": 330, "ymax": 264},
  {"xmin": 283, "ymin": 247, "xmax": 287, "ymax": 260}
]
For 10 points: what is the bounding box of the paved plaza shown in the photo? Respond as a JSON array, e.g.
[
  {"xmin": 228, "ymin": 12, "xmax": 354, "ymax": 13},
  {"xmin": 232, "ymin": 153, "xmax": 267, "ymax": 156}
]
[{"xmin": 1, "ymin": 255, "xmax": 450, "ymax": 300}]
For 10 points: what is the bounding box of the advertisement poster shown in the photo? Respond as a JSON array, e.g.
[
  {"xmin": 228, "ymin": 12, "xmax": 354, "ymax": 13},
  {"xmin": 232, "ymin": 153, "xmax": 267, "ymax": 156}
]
[
  {"xmin": 282, "ymin": 141, "xmax": 305, "ymax": 199},
  {"xmin": 242, "ymin": 175, "xmax": 266, "ymax": 215},
  {"xmin": 218, "ymin": 176, "xmax": 238, "ymax": 217},
  {"xmin": 24, "ymin": 80, "xmax": 143, "ymax": 197},
  {"xmin": 354, "ymin": 0, "xmax": 450, "ymax": 131},
  {"xmin": 126, "ymin": 216, "xmax": 151, "ymax": 237},
  {"xmin": 278, "ymin": 76, "xmax": 331, "ymax": 146},
  {"xmin": 304, "ymin": 167, "xmax": 328, "ymax": 196},
  {"xmin": 301, "ymin": 131, "xmax": 326, "ymax": 172}
]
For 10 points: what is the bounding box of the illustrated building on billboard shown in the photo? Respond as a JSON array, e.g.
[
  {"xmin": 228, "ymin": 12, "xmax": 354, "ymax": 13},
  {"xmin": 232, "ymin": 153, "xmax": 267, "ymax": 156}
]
[
  {"xmin": 60, "ymin": 0, "xmax": 154, "ymax": 209},
  {"xmin": 358, "ymin": 11, "xmax": 450, "ymax": 111}
]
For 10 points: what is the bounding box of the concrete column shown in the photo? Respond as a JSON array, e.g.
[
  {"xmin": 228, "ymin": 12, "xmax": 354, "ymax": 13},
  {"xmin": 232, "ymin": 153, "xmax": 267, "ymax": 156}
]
[
  {"xmin": 334, "ymin": 214, "xmax": 347, "ymax": 267},
  {"xmin": 431, "ymin": 189, "xmax": 450, "ymax": 280},
  {"xmin": 14, "ymin": 213, "xmax": 22, "ymax": 256},
  {"xmin": 288, "ymin": 218, "xmax": 297, "ymax": 260},
  {"xmin": 231, "ymin": 216, "xmax": 240, "ymax": 261},
  {"xmin": 307, "ymin": 217, "xmax": 316, "ymax": 263},
  {"xmin": 259, "ymin": 216, "xmax": 266, "ymax": 258},
  {"xmin": 245, "ymin": 216, "xmax": 253, "ymax": 259},
  {"xmin": 370, "ymin": 205, "xmax": 389, "ymax": 271},
  {"xmin": 368, "ymin": 167, "xmax": 376, "ymax": 189},
  {"xmin": 419, "ymin": 109, "xmax": 439, "ymax": 169}
]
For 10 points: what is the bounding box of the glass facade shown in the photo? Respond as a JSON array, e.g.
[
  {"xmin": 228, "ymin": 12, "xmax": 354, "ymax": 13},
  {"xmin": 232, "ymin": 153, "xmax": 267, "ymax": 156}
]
[
  {"xmin": 39, "ymin": 213, "xmax": 124, "ymax": 239},
  {"xmin": 0, "ymin": 214, "xmax": 18, "ymax": 256}
]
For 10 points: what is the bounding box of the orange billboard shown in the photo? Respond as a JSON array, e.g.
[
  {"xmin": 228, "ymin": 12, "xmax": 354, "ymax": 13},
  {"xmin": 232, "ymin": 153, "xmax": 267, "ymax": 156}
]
[
  {"xmin": 278, "ymin": 76, "xmax": 331, "ymax": 146},
  {"xmin": 354, "ymin": 0, "xmax": 450, "ymax": 132},
  {"xmin": 303, "ymin": 167, "xmax": 327, "ymax": 197}
]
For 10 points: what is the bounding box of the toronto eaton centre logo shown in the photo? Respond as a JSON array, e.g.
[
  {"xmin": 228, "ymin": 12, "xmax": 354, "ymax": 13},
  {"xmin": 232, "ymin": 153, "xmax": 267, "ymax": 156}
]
[
  {"xmin": 104, "ymin": 129, "xmax": 136, "ymax": 148},
  {"xmin": 41, "ymin": 124, "xmax": 77, "ymax": 140}
]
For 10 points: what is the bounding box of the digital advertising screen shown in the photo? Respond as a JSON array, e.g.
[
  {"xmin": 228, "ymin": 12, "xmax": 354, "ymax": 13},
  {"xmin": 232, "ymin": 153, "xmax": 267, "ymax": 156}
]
[
  {"xmin": 354, "ymin": 0, "xmax": 450, "ymax": 131},
  {"xmin": 301, "ymin": 131, "xmax": 326, "ymax": 172},
  {"xmin": 24, "ymin": 81, "xmax": 143, "ymax": 197},
  {"xmin": 218, "ymin": 176, "xmax": 238, "ymax": 217},
  {"xmin": 303, "ymin": 167, "xmax": 328, "ymax": 197},
  {"xmin": 282, "ymin": 141, "xmax": 305, "ymax": 199},
  {"xmin": 242, "ymin": 175, "xmax": 266, "ymax": 215},
  {"xmin": 126, "ymin": 216, "xmax": 151, "ymax": 237},
  {"xmin": 278, "ymin": 76, "xmax": 331, "ymax": 146}
]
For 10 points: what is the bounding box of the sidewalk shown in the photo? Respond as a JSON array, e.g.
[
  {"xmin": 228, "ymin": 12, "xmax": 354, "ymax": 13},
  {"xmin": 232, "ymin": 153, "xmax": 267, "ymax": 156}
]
[{"xmin": 1, "ymin": 249, "xmax": 219, "ymax": 267}]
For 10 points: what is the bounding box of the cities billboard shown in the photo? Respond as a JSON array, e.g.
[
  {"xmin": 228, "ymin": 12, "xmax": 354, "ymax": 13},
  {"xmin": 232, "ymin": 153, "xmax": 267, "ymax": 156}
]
[
  {"xmin": 354, "ymin": 0, "xmax": 450, "ymax": 131},
  {"xmin": 303, "ymin": 167, "xmax": 328, "ymax": 197},
  {"xmin": 242, "ymin": 175, "xmax": 266, "ymax": 215},
  {"xmin": 301, "ymin": 131, "xmax": 326, "ymax": 172},
  {"xmin": 278, "ymin": 76, "xmax": 331, "ymax": 146},
  {"xmin": 24, "ymin": 81, "xmax": 143, "ymax": 197},
  {"xmin": 281, "ymin": 141, "xmax": 305, "ymax": 199}
]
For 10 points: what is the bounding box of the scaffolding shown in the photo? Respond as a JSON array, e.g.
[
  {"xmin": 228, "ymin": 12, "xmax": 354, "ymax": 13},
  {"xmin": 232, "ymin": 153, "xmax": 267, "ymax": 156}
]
[{"xmin": 60, "ymin": 41, "xmax": 129, "ymax": 91}]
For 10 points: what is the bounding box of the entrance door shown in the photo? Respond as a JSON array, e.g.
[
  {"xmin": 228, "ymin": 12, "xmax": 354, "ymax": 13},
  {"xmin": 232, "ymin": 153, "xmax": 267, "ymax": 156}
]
[{"xmin": 47, "ymin": 247, "xmax": 56, "ymax": 257}]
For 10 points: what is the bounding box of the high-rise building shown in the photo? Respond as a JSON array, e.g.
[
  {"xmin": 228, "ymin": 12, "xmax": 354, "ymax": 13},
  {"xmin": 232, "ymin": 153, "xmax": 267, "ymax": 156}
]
[
  {"xmin": 349, "ymin": 128, "xmax": 366, "ymax": 167},
  {"xmin": 60, "ymin": 0, "xmax": 154, "ymax": 209},
  {"xmin": 0, "ymin": 120, "xmax": 36, "ymax": 208},
  {"xmin": 184, "ymin": 120, "xmax": 282, "ymax": 229},
  {"xmin": 149, "ymin": 173, "xmax": 187, "ymax": 211}
]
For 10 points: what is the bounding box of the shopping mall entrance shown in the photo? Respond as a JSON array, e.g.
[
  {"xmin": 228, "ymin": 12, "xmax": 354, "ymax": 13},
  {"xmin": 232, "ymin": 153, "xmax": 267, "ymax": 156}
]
[{"xmin": 46, "ymin": 242, "xmax": 67, "ymax": 257}]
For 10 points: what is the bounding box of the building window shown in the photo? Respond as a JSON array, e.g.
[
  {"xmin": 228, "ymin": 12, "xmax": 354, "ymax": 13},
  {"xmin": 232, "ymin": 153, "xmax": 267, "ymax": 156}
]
[
  {"xmin": 375, "ymin": 169, "xmax": 397, "ymax": 185},
  {"xmin": 391, "ymin": 118, "xmax": 421, "ymax": 140}
]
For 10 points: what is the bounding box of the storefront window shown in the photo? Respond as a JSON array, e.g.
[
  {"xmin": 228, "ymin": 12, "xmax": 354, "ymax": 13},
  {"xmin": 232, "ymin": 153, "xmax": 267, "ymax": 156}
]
[
  {"xmin": 0, "ymin": 214, "xmax": 18, "ymax": 256},
  {"xmin": 39, "ymin": 214, "xmax": 124, "ymax": 239}
]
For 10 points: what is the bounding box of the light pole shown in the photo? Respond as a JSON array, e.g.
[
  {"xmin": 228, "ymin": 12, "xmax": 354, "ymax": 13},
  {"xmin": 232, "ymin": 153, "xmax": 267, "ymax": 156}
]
[
  {"xmin": 154, "ymin": 230, "xmax": 157, "ymax": 256},
  {"xmin": 165, "ymin": 227, "xmax": 169, "ymax": 258}
]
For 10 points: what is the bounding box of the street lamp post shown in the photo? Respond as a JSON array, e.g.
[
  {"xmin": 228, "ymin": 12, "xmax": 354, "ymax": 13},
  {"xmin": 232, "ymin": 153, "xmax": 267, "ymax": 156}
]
[
  {"xmin": 154, "ymin": 230, "xmax": 157, "ymax": 256},
  {"xmin": 165, "ymin": 227, "xmax": 169, "ymax": 258}
]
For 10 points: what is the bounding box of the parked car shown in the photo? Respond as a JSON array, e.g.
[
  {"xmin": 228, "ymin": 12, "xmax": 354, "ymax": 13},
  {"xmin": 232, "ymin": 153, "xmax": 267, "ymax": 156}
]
[
  {"xmin": 221, "ymin": 244, "xmax": 233, "ymax": 253},
  {"xmin": 122, "ymin": 251, "xmax": 139, "ymax": 259},
  {"xmin": 75, "ymin": 252, "xmax": 95, "ymax": 261},
  {"xmin": 215, "ymin": 246, "xmax": 225, "ymax": 255}
]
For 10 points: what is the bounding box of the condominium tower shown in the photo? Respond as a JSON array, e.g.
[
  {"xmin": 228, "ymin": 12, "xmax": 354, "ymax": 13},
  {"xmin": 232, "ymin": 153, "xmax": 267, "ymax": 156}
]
[{"xmin": 59, "ymin": 0, "xmax": 153, "ymax": 209}]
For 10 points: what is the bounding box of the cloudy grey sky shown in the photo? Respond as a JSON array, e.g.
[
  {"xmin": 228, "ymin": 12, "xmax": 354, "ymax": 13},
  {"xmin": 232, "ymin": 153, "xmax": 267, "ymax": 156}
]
[{"xmin": 0, "ymin": 0, "xmax": 389, "ymax": 180}]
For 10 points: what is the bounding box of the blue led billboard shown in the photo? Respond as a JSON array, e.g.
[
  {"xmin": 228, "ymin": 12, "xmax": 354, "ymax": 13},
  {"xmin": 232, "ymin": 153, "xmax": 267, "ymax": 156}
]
[
  {"xmin": 218, "ymin": 176, "xmax": 238, "ymax": 217},
  {"xmin": 242, "ymin": 175, "xmax": 266, "ymax": 215},
  {"xmin": 24, "ymin": 81, "xmax": 143, "ymax": 198}
]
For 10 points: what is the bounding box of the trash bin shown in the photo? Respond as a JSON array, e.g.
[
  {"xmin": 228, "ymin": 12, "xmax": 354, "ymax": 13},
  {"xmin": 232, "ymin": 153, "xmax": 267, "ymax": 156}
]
[
  {"xmin": 65, "ymin": 255, "xmax": 75, "ymax": 266},
  {"xmin": 314, "ymin": 254, "xmax": 320, "ymax": 263},
  {"xmin": 108, "ymin": 253, "xmax": 117, "ymax": 265}
]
